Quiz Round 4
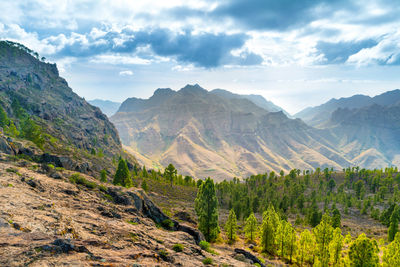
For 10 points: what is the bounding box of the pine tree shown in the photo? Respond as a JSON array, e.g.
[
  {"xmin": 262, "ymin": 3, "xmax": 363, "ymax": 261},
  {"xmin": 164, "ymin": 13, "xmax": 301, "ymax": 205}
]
[
  {"xmin": 225, "ymin": 209, "xmax": 237, "ymax": 243},
  {"xmin": 100, "ymin": 169, "xmax": 107, "ymax": 182},
  {"xmin": 313, "ymin": 213, "xmax": 334, "ymax": 266},
  {"xmin": 113, "ymin": 159, "xmax": 132, "ymax": 187},
  {"xmin": 195, "ymin": 177, "xmax": 219, "ymax": 242},
  {"xmin": 383, "ymin": 232, "xmax": 400, "ymax": 267},
  {"xmin": 142, "ymin": 165, "xmax": 148, "ymax": 178},
  {"xmin": 164, "ymin": 163, "xmax": 177, "ymax": 187},
  {"xmin": 388, "ymin": 205, "xmax": 400, "ymax": 242},
  {"xmin": 141, "ymin": 179, "xmax": 148, "ymax": 192},
  {"xmin": 261, "ymin": 205, "xmax": 280, "ymax": 254},
  {"xmin": 0, "ymin": 105, "xmax": 9, "ymax": 128},
  {"xmin": 332, "ymin": 208, "xmax": 341, "ymax": 228},
  {"xmin": 277, "ymin": 220, "xmax": 289, "ymax": 258},
  {"xmin": 329, "ymin": 227, "xmax": 344, "ymax": 265},
  {"xmin": 297, "ymin": 229, "xmax": 315, "ymax": 266},
  {"xmin": 285, "ymin": 222, "xmax": 297, "ymax": 263},
  {"xmin": 244, "ymin": 213, "xmax": 258, "ymax": 242},
  {"xmin": 348, "ymin": 233, "xmax": 379, "ymax": 267}
]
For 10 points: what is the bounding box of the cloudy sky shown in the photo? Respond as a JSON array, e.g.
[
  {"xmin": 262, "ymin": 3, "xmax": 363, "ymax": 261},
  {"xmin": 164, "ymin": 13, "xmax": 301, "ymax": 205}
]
[{"xmin": 1, "ymin": 0, "xmax": 400, "ymax": 114}]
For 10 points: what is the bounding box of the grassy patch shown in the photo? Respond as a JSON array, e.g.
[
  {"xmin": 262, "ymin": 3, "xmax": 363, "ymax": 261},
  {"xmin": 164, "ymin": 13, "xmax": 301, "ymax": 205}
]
[
  {"xmin": 172, "ymin": 243, "xmax": 184, "ymax": 252},
  {"xmin": 69, "ymin": 173, "xmax": 97, "ymax": 189},
  {"xmin": 202, "ymin": 257, "xmax": 213, "ymax": 265}
]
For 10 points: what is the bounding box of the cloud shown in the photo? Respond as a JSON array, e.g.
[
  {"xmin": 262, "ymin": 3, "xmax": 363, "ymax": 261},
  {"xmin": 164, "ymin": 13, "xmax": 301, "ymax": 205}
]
[
  {"xmin": 52, "ymin": 28, "xmax": 262, "ymax": 68},
  {"xmin": 347, "ymin": 31, "xmax": 400, "ymax": 65},
  {"xmin": 316, "ymin": 39, "xmax": 378, "ymax": 64},
  {"xmin": 119, "ymin": 70, "xmax": 133, "ymax": 76}
]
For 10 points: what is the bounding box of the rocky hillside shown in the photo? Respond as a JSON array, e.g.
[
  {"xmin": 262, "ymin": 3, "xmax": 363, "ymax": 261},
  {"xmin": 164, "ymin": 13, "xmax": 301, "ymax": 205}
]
[
  {"xmin": 0, "ymin": 157, "xmax": 255, "ymax": 266},
  {"xmin": 111, "ymin": 84, "xmax": 350, "ymax": 180},
  {"xmin": 327, "ymin": 102, "xmax": 400, "ymax": 168},
  {"xmin": 211, "ymin": 89, "xmax": 290, "ymax": 116},
  {"xmin": 294, "ymin": 89, "xmax": 400, "ymax": 127},
  {"xmin": 0, "ymin": 41, "xmax": 134, "ymax": 174}
]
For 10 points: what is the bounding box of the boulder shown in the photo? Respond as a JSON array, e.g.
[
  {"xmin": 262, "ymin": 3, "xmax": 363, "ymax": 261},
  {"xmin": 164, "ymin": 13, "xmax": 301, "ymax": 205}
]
[{"xmin": 234, "ymin": 248, "xmax": 265, "ymax": 267}]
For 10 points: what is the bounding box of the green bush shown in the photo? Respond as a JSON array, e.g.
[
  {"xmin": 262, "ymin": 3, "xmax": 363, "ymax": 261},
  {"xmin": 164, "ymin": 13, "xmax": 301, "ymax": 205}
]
[
  {"xmin": 69, "ymin": 173, "xmax": 97, "ymax": 189},
  {"xmin": 172, "ymin": 243, "xmax": 184, "ymax": 252},
  {"xmin": 199, "ymin": 241, "xmax": 210, "ymax": 251},
  {"xmin": 203, "ymin": 257, "xmax": 213, "ymax": 265},
  {"xmin": 47, "ymin": 164, "xmax": 55, "ymax": 169},
  {"xmin": 161, "ymin": 219, "xmax": 174, "ymax": 230}
]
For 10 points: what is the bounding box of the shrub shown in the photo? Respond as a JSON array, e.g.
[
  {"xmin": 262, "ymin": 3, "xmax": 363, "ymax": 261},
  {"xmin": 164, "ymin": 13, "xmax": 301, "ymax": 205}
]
[
  {"xmin": 203, "ymin": 257, "xmax": 213, "ymax": 265},
  {"xmin": 199, "ymin": 241, "xmax": 210, "ymax": 251},
  {"xmin": 161, "ymin": 219, "xmax": 174, "ymax": 230},
  {"xmin": 69, "ymin": 173, "xmax": 97, "ymax": 189},
  {"xmin": 172, "ymin": 243, "xmax": 184, "ymax": 252},
  {"xmin": 47, "ymin": 164, "xmax": 55, "ymax": 169}
]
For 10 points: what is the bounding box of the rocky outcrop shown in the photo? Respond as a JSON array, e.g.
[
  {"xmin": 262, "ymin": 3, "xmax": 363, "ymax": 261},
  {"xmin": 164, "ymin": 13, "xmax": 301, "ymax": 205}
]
[
  {"xmin": 234, "ymin": 248, "xmax": 265, "ymax": 267},
  {"xmin": 107, "ymin": 187, "xmax": 205, "ymax": 244}
]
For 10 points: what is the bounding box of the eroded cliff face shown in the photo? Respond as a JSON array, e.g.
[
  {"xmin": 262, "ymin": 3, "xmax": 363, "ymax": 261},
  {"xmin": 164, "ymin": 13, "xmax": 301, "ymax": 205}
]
[
  {"xmin": 0, "ymin": 41, "xmax": 135, "ymax": 174},
  {"xmin": 112, "ymin": 84, "xmax": 350, "ymax": 180}
]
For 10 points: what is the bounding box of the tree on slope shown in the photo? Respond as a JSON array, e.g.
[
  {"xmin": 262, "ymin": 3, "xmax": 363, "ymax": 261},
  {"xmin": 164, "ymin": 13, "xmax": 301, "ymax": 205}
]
[
  {"xmin": 388, "ymin": 205, "xmax": 400, "ymax": 242},
  {"xmin": 195, "ymin": 177, "xmax": 219, "ymax": 242},
  {"xmin": 244, "ymin": 213, "xmax": 258, "ymax": 242},
  {"xmin": 313, "ymin": 213, "xmax": 333, "ymax": 266},
  {"xmin": 113, "ymin": 159, "xmax": 132, "ymax": 187},
  {"xmin": 164, "ymin": 163, "xmax": 177, "ymax": 187},
  {"xmin": 261, "ymin": 205, "xmax": 280, "ymax": 254},
  {"xmin": 348, "ymin": 233, "xmax": 379, "ymax": 267},
  {"xmin": 225, "ymin": 209, "xmax": 237, "ymax": 243},
  {"xmin": 383, "ymin": 232, "xmax": 400, "ymax": 267},
  {"xmin": 329, "ymin": 227, "xmax": 344, "ymax": 265},
  {"xmin": 297, "ymin": 229, "xmax": 315, "ymax": 266}
]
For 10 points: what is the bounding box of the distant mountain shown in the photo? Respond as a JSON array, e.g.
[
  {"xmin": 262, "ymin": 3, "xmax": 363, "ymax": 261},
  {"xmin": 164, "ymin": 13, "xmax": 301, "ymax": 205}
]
[
  {"xmin": 0, "ymin": 41, "xmax": 135, "ymax": 174},
  {"xmin": 294, "ymin": 90, "xmax": 400, "ymax": 127},
  {"xmin": 111, "ymin": 84, "xmax": 350, "ymax": 180},
  {"xmin": 88, "ymin": 99, "xmax": 121, "ymax": 117},
  {"xmin": 210, "ymin": 89, "xmax": 290, "ymax": 116},
  {"xmin": 327, "ymin": 102, "xmax": 400, "ymax": 168}
]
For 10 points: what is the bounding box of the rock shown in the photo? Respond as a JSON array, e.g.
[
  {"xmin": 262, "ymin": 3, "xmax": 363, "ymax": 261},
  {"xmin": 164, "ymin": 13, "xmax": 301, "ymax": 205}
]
[
  {"xmin": 50, "ymin": 171, "xmax": 63, "ymax": 179},
  {"xmin": 0, "ymin": 136, "xmax": 15, "ymax": 155},
  {"xmin": 21, "ymin": 177, "xmax": 45, "ymax": 192},
  {"xmin": 174, "ymin": 211, "xmax": 196, "ymax": 224},
  {"xmin": 108, "ymin": 188, "xmax": 133, "ymax": 205},
  {"xmin": 177, "ymin": 224, "xmax": 205, "ymax": 245},
  {"xmin": 234, "ymin": 248, "xmax": 265, "ymax": 267}
]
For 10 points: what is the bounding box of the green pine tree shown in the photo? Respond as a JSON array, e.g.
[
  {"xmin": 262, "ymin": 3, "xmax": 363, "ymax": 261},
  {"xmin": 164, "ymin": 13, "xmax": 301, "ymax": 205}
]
[
  {"xmin": 164, "ymin": 163, "xmax": 177, "ymax": 187},
  {"xmin": 141, "ymin": 179, "xmax": 148, "ymax": 192},
  {"xmin": 261, "ymin": 205, "xmax": 280, "ymax": 254},
  {"xmin": 113, "ymin": 159, "xmax": 132, "ymax": 187},
  {"xmin": 0, "ymin": 105, "xmax": 9, "ymax": 128},
  {"xmin": 244, "ymin": 213, "xmax": 258, "ymax": 242},
  {"xmin": 313, "ymin": 213, "xmax": 334, "ymax": 266},
  {"xmin": 225, "ymin": 209, "xmax": 237, "ymax": 243},
  {"xmin": 329, "ymin": 227, "xmax": 344, "ymax": 265},
  {"xmin": 348, "ymin": 233, "xmax": 379, "ymax": 267},
  {"xmin": 383, "ymin": 232, "xmax": 400, "ymax": 267},
  {"xmin": 100, "ymin": 169, "xmax": 107, "ymax": 182},
  {"xmin": 195, "ymin": 177, "xmax": 219, "ymax": 242},
  {"xmin": 388, "ymin": 205, "xmax": 400, "ymax": 242}
]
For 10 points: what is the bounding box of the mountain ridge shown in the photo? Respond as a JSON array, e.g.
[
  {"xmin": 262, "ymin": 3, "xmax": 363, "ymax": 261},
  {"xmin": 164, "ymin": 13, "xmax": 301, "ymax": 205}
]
[{"xmin": 111, "ymin": 84, "xmax": 351, "ymax": 180}]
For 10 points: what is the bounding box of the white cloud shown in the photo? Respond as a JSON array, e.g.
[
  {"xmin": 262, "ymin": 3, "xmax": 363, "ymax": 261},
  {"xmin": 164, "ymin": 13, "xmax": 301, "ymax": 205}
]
[
  {"xmin": 90, "ymin": 54, "xmax": 151, "ymax": 65},
  {"xmin": 119, "ymin": 70, "xmax": 133, "ymax": 76}
]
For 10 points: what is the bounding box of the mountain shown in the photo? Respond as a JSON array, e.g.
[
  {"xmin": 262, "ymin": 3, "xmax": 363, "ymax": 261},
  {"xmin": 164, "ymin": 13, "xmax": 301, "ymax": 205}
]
[
  {"xmin": 326, "ymin": 102, "xmax": 400, "ymax": 168},
  {"xmin": 88, "ymin": 99, "xmax": 121, "ymax": 117},
  {"xmin": 211, "ymin": 89, "xmax": 290, "ymax": 116},
  {"xmin": 111, "ymin": 84, "xmax": 350, "ymax": 180},
  {"xmin": 294, "ymin": 89, "xmax": 400, "ymax": 127},
  {"xmin": 0, "ymin": 40, "xmax": 135, "ymax": 174}
]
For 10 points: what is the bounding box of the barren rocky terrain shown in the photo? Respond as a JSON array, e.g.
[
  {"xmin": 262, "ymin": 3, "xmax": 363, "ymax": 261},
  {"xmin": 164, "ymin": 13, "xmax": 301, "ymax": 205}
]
[{"xmin": 0, "ymin": 157, "xmax": 266, "ymax": 266}]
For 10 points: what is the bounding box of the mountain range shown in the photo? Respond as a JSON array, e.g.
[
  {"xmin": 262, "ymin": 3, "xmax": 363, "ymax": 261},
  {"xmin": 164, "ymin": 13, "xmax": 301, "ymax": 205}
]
[
  {"xmin": 109, "ymin": 84, "xmax": 400, "ymax": 180},
  {"xmin": 110, "ymin": 84, "xmax": 350, "ymax": 180}
]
